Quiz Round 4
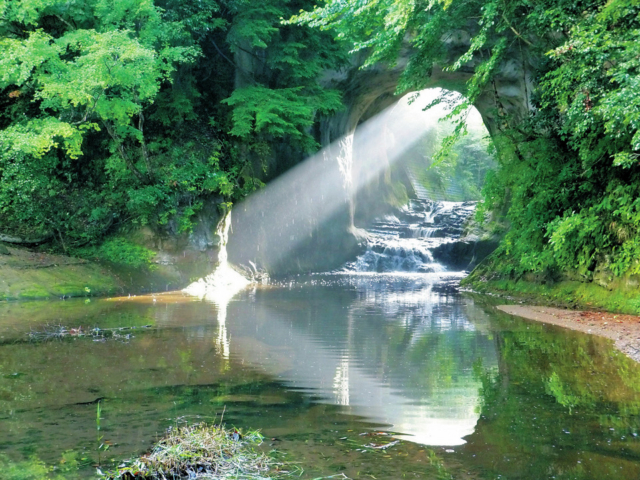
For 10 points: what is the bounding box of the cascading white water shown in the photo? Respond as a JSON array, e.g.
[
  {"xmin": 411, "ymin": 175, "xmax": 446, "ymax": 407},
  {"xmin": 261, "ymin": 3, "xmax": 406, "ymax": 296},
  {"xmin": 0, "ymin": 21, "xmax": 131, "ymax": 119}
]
[
  {"xmin": 407, "ymin": 226, "xmax": 438, "ymax": 239},
  {"xmin": 353, "ymin": 238, "xmax": 445, "ymax": 273},
  {"xmin": 336, "ymin": 134, "xmax": 354, "ymax": 192},
  {"xmin": 336, "ymin": 133, "xmax": 356, "ymax": 226},
  {"xmin": 183, "ymin": 211, "xmax": 249, "ymax": 298},
  {"xmin": 344, "ymin": 199, "xmax": 476, "ymax": 273}
]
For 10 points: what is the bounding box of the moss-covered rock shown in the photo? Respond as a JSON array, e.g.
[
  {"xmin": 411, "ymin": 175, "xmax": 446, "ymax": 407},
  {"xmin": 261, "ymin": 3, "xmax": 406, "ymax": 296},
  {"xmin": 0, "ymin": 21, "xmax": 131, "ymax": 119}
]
[
  {"xmin": 464, "ymin": 275, "xmax": 640, "ymax": 315},
  {"xmin": 0, "ymin": 245, "xmax": 122, "ymax": 301}
]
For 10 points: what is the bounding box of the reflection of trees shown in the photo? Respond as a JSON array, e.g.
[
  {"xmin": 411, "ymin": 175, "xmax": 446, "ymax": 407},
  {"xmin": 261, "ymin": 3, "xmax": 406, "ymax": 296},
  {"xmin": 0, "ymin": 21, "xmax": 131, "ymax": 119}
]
[
  {"xmin": 345, "ymin": 295, "xmax": 496, "ymax": 397},
  {"xmin": 0, "ymin": 451, "xmax": 82, "ymax": 480},
  {"xmin": 467, "ymin": 311, "xmax": 640, "ymax": 479},
  {"xmin": 266, "ymin": 281, "xmax": 499, "ymax": 409}
]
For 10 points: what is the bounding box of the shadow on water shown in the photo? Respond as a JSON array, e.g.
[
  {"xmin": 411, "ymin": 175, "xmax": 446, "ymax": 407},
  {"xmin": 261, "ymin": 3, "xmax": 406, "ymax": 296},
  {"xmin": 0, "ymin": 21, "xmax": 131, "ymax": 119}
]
[{"xmin": 1, "ymin": 275, "xmax": 640, "ymax": 479}]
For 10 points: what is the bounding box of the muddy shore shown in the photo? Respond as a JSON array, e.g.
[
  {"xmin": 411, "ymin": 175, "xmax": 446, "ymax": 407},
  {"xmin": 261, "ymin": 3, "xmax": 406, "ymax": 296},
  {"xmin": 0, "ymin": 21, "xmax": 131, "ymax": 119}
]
[{"xmin": 498, "ymin": 305, "xmax": 640, "ymax": 362}]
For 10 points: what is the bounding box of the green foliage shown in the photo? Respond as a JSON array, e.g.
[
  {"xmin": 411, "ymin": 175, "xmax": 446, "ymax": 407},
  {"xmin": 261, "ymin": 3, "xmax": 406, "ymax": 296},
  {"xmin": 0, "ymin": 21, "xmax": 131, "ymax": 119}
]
[
  {"xmin": 0, "ymin": 0, "xmax": 345, "ymax": 251},
  {"xmin": 75, "ymin": 237, "xmax": 156, "ymax": 269},
  {"xmin": 476, "ymin": 2, "xmax": 640, "ymax": 280},
  {"xmin": 222, "ymin": 0, "xmax": 346, "ymax": 164},
  {"xmin": 224, "ymin": 85, "xmax": 341, "ymax": 152}
]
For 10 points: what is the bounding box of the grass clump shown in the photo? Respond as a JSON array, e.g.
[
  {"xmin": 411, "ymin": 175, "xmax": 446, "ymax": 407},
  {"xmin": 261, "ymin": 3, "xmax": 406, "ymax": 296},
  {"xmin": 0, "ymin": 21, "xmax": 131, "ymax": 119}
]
[{"xmin": 103, "ymin": 423, "xmax": 288, "ymax": 480}]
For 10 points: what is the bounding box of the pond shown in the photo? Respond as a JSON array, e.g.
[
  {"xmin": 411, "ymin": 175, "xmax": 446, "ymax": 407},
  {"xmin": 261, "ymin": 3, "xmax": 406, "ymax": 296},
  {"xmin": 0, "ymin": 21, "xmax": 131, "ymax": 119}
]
[{"xmin": 1, "ymin": 274, "xmax": 640, "ymax": 479}]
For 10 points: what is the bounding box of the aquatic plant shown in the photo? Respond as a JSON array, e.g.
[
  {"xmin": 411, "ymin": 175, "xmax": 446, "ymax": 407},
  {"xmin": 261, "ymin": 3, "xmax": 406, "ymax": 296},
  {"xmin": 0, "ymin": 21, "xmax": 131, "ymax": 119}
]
[{"xmin": 102, "ymin": 423, "xmax": 288, "ymax": 480}]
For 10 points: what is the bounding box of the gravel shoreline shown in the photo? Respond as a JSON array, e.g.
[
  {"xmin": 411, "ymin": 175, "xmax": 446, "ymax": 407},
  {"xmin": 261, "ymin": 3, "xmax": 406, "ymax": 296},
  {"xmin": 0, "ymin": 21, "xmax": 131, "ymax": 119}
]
[{"xmin": 497, "ymin": 305, "xmax": 640, "ymax": 363}]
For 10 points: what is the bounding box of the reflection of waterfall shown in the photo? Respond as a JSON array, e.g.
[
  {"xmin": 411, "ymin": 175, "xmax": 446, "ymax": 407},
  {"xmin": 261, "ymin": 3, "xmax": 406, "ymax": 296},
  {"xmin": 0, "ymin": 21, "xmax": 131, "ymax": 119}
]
[
  {"xmin": 333, "ymin": 355, "xmax": 350, "ymax": 406},
  {"xmin": 212, "ymin": 276, "xmax": 497, "ymax": 446},
  {"xmin": 344, "ymin": 199, "xmax": 476, "ymax": 273},
  {"xmin": 215, "ymin": 300, "xmax": 230, "ymax": 360},
  {"xmin": 184, "ymin": 211, "xmax": 249, "ymax": 297}
]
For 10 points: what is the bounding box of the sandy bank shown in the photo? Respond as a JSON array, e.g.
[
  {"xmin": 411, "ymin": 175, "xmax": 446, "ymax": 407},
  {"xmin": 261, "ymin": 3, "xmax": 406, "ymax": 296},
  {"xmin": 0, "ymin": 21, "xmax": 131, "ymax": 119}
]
[{"xmin": 498, "ymin": 305, "xmax": 640, "ymax": 362}]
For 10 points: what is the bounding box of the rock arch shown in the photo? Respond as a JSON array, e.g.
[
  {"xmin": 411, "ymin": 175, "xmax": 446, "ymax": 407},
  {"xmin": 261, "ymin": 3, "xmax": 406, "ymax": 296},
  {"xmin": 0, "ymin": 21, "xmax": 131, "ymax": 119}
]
[
  {"xmin": 228, "ymin": 37, "xmax": 535, "ymax": 274},
  {"xmin": 320, "ymin": 36, "xmax": 536, "ymax": 144}
]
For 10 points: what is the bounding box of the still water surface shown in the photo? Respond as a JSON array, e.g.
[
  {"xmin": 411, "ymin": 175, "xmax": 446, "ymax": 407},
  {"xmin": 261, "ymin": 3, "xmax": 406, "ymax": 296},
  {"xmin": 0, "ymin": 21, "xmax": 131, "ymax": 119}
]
[{"xmin": 1, "ymin": 274, "xmax": 640, "ymax": 479}]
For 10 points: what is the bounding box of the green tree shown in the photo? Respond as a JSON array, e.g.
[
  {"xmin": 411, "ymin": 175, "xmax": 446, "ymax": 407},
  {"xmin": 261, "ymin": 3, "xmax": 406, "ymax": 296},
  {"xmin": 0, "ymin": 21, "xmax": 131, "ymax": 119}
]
[{"xmin": 0, "ymin": 0, "xmax": 345, "ymax": 251}]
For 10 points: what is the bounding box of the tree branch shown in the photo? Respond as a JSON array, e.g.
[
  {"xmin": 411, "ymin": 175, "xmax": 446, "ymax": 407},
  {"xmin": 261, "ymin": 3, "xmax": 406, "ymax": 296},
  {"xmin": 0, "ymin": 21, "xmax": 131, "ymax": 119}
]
[
  {"xmin": 138, "ymin": 111, "xmax": 153, "ymax": 176},
  {"xmin": 502, "ymin": 13, "xmax": 533, "ymax": 47}
]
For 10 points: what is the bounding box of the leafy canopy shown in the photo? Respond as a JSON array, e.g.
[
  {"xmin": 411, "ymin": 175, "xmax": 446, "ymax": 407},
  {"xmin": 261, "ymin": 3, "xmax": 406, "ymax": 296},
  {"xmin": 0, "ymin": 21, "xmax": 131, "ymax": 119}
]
[{"xmin": 0, "ymin": 0, "xmax": 345, "ymax": 252}]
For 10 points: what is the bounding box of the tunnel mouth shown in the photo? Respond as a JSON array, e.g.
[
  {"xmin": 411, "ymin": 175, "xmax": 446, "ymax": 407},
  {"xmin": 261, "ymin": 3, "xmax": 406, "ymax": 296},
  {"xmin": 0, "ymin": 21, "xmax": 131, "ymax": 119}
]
[
  {"xmin": 223, "ymin": 88, "xmax": 498, "ymax": 277},
  {"xmin": 349, "ymin": 88, "xmax": 496, "ymax": 227}
]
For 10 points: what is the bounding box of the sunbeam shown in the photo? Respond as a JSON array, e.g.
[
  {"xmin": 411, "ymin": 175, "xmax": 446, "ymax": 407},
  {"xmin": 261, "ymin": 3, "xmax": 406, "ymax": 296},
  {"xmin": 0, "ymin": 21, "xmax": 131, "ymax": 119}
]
[
  {"xmin": 185, "ymin": 89, "xmax": 465, "ymax": 295},
  {"xmin": 228, "ymin": 90, "xmax": 460, "ymax": 269}
]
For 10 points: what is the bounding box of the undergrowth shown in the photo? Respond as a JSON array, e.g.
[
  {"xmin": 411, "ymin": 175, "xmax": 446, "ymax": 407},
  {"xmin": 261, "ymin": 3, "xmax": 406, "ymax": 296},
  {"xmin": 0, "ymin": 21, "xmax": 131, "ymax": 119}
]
[{"xmin": 74, "ymin": 238, "xmax": 157, "ymax": 270}]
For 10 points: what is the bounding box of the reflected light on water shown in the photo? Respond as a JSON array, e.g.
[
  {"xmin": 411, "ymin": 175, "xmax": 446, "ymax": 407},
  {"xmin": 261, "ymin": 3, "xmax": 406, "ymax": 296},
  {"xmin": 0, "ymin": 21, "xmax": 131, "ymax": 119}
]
[
  {"xmin": 204, "ymin": 274, "xmax": 495, "ymax": 446},
  {"xmin": 184, "ymin": 210, "xmax": 250, "ymax": 299}
]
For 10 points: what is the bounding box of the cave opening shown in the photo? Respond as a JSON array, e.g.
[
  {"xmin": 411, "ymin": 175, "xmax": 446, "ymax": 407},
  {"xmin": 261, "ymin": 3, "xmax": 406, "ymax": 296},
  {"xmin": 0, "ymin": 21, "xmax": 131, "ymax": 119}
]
[
  {"xmin": 224, "ymin": 87, "xmax": 497, "ymax": 276},
  {"xmin": 347, "ymin": 88, "xmax": 497, "ymax": 229}
]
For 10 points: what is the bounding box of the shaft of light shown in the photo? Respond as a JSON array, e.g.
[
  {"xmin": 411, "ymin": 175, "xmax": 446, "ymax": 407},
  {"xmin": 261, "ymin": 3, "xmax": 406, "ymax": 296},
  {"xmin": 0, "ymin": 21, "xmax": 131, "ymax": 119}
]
[{"xmin": 227, "ymin": 90, "xmax": 457, "ymax": 273}]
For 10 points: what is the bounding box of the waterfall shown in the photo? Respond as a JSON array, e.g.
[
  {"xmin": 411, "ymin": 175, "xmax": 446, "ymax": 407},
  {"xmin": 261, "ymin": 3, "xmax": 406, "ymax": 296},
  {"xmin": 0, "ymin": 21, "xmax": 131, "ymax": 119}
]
[
  {"xmin": 336, "ymin": 133, "xmax": 355, "ymax": 226},
  {"xmin": 183, "ymin": 210, "xmax": 249, "ymax": 298},
  {"xmin": 336, "ymin": 134, "xmax": 354, "ymax": 192},
  {"xmin": 343, "ymin": 199, "xmax": 476, "ymax": 273}
]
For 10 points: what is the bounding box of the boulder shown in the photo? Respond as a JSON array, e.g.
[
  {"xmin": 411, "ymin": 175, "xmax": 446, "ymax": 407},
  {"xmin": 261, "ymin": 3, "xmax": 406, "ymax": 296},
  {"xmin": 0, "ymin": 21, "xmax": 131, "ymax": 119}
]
[{"xmin": 432, "ymin": 237, "xmax": 499, "ymax": 271}]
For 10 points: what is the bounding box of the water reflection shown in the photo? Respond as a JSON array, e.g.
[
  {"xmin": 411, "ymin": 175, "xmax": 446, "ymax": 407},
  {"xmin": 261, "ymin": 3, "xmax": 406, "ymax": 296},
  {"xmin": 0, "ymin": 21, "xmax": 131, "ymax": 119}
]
[
  {"xmin": 2, "ymin": 276, "xmax": 640, "ymax": 479},
  {"xmin": 179, "ymin": 274, "xmax": 497, "ymax": 446}
]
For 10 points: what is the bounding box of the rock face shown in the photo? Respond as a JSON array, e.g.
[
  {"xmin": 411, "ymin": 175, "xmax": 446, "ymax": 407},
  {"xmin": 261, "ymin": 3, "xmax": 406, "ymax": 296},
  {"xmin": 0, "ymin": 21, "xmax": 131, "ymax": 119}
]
[
  {"xmin": 431, "ymin": 237, "xmax": 500, "ymax": 271},
  {"xmin": 319, "ymin": 35, "xmax": 535, "ymax": 145},
  {"xmin": 127, "ymin": 196, "xmax": 225, "ymax": 289}
]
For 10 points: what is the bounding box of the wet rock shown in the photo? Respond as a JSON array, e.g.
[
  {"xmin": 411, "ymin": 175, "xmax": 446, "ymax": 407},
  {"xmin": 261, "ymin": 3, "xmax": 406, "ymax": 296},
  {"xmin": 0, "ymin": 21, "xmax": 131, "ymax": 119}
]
[{"xmin": 431, "ymin": 237, "xmax": 499, "ymax": 271}]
